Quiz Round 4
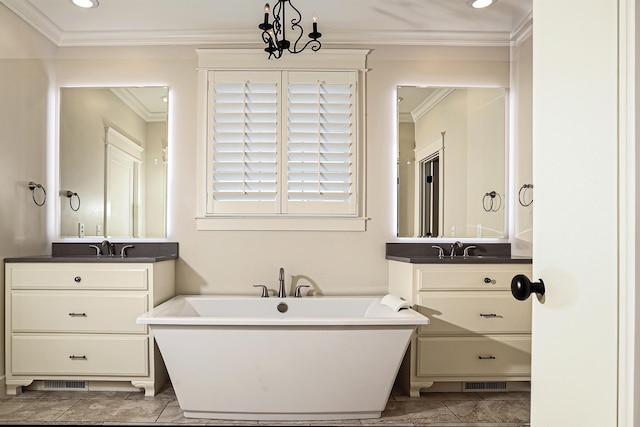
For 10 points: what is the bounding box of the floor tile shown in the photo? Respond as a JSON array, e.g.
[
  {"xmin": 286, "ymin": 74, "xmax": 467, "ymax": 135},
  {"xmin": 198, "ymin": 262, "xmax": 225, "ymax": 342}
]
[
  {"xmin": 443, "ymin": 400, "xmax": 530, "ymax": 424},
  {"xmin": 55, "ymin": 399, "xmax": 168, "ymax": 423},
  {"xmin": 365, "ymin": 400, "xmax": 461, "ymax": 425},
  {"xmin": 0, "ymin": 381, "xmax": 531, "ymax": 425},
  {"xmin": 0, "ymin": 399, "xmax": 78, "ymax": 422}
]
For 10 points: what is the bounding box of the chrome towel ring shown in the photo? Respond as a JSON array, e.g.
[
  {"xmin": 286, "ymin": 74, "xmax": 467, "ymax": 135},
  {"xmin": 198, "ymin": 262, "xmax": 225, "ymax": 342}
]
[
  {"xmin": 482, "ymin": 191, "xmax": 502, "ymax": 212},
  {"xmin": 66, "ymin": 191, "xmax": 81, "ymax": 211},
  {"xmin": 28, "ymin": 181, "xmax": 46, "ymax": 206},
  {"xmin": 518, "ymin": 184, "xmax": 533, "ymax": 207}
]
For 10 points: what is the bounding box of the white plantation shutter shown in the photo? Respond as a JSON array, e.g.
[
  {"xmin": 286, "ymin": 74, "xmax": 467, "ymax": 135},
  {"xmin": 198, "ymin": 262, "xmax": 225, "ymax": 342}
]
[
  {"xmin": 284, "ymin": 72, "xmax": 357, "ymax": 215},
  {"xmin": 208, "ymin": 71, "xmax": 280, "ymax": 214},
  {"xmin": 206, "ymin": 70, "xmax": 357, "ymax": 217}
]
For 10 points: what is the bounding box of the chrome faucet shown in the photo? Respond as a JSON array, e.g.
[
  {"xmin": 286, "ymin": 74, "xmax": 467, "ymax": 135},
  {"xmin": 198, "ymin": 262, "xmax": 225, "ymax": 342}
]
[
  {"xmin": 100, "ymin": 240, "xmax": 115, "ymax": 256},
  {"xmin": 88, "ymin": 244, "xmax": 101, "ymax": 256},
  {"xmin": 463, "ymin": 245, "xmax": 477, "ymax": 258},
  {"xmin": 278, "ymin": 267, "xmax": 286, "ymax": 298},
  {"xmin": 431, "ymin": 245, "xmax": 445, "ymax": 259},
  {"xmin": 449, "ymin": 241, "xmax": 463, "ymax": 258},
  {"xmin": 294, "ymin": 284, "xmax": 310, "ymax": 297},
  {"xmin": 120, "ymin": 244, "xmax": 134, "ymax": 258}
]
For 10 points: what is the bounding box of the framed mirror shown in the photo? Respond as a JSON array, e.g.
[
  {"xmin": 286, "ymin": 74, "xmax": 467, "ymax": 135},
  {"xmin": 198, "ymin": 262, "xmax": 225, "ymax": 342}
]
[
  {"xmin": 58, "ymin": 86, "xmax": 168, "ymax": 239},
  {"xmin": 397, "ymin": 86, "xmax": 506, "ymax": 239}
]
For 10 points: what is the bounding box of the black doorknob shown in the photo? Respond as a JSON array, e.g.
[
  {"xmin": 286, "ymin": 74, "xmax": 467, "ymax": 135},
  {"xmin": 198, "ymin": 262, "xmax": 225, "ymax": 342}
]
[{"xmin": 511, "ymin": 274, "xmax": 545, "ymax": 301}]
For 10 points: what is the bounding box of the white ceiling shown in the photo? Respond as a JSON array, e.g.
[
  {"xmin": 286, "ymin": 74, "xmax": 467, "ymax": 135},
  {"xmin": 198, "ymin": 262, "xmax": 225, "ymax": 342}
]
[{"xmin": 0, "ymin": 0, "xmax": 532, "ymax": 47}]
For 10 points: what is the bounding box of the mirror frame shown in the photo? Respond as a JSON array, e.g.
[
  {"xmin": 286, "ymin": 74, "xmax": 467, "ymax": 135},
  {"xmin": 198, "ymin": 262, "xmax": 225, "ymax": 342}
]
[
  {"xmin": 55, "ymin": 85, "xmax": 170, "ymax": 241},
  {"xmin": 396, "ymin": 85, "xmax": 510, "ymax": 241}
]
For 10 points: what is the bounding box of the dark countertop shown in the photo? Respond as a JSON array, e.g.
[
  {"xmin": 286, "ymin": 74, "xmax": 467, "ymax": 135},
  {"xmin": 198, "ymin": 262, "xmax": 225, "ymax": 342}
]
[
  {"xmin": 386, "ymin": 254, "xmax": 532, "ymax": 264},
  {"xmin": 4, "ymin": 255, "xmax": 177, "ymax": 263},
  {"xmin": 4, "ymin": 242, "xmax": 178, "ymax": 263},
  {"xmin": 386, "ymin": 242, "xmax": 532, "ymax": 264}
]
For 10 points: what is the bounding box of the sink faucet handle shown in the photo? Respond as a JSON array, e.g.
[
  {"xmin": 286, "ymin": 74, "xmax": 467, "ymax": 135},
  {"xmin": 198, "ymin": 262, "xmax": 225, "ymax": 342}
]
[
  {"xmin": 431, "ymin": 245, "xmax": 445, "ymax": 259},
  {"xmin": 294, "ymin": 284, "xmax": 310, "ymax": 297},
  {"xmin": 463, "ymin": 245, "xmax": 477, "ymax": 258},
  {"xmin": 88, "ymin": 245, "xmax": 101, "ymax": 256},
  {"xmin": 120, "ymin": 244, "xmax": 135, "ymax": 258},
  {"xmin": 253, "ymin": 284, "xmax": 270, "ymax": 298}
]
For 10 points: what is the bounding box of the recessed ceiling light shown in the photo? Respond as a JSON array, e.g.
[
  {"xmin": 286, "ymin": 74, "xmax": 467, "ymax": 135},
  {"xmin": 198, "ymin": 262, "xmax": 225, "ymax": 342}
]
[
  {"xmin": 467, "ymin": 0, "xmax": 496, "ymax": 9},
  {"xmin": 71, "ymin": 0, "xmax": 99, "ymax": 8}
]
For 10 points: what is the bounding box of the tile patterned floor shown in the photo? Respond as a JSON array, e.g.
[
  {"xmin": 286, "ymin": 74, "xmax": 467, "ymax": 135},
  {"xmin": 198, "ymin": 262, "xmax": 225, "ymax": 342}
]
[{"xmin": 0, "ymin": 382, "xmax": 530, "ymax": 426}]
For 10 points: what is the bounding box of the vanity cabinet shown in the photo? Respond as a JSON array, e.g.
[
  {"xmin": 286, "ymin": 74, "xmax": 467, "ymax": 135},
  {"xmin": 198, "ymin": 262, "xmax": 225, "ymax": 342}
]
[
  {"xmin": 389, "ymin": 261, "xmax": 532, "ymax": 396},
  {"xmin": 5, "ymin": 261, "xmax": 175, "ymax": 396}
]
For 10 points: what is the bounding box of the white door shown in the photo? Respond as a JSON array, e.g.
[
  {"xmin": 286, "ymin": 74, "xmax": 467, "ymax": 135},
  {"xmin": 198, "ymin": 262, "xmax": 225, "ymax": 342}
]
[
  {"xmin": 531, "ymin": 1, "xmax": 634, "ymax": 426},
  {"xmin": 105, "ymin": 144, "xmax": 138, "ymax": 238}
]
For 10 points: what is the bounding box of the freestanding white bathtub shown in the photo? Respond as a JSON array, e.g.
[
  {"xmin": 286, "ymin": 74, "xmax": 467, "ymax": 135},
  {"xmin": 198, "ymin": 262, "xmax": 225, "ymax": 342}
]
[{"xmin": 137, "ymin": 295, "xmax": 429, "ymax": 421}]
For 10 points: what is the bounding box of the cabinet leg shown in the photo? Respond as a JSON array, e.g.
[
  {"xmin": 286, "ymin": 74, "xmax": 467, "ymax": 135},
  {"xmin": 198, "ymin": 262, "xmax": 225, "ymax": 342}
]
[
  {"xmin": 131, "ymin": 381, "xmax": 155, "ymax": 397},
  {"xmin": 409, "ymin": 382, "xmax": 434, "ymax": 397},
  {"xmin": 5, "ymin": 385, "xmax": 23, "ymax": 396}
]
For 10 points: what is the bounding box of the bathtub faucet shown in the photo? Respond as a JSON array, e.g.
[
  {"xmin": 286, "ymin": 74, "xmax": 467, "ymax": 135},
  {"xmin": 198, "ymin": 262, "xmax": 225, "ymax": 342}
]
[{"xmin": 278, "ymin": 267, "xmax": 286, "ymax": 298}]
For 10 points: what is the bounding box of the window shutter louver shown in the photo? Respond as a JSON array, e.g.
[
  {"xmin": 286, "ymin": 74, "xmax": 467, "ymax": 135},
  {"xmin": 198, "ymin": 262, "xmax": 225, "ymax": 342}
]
[
  {"xmin": 284, "ymin": 72, "xmax": 357, "ymax": 215},
  {"xmin": 206, "ymin": 70, "xmax": 357, "ymax": 217},
  {"xmin": 208, "ymin": 71, "xmax": 280, "ymax": 214}
]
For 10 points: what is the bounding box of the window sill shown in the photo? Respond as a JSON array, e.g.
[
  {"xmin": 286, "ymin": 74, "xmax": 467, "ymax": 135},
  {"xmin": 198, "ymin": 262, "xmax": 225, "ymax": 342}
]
[{"xmin": 195, "ymin": 216, "xmax": 368, "ymax": 231}]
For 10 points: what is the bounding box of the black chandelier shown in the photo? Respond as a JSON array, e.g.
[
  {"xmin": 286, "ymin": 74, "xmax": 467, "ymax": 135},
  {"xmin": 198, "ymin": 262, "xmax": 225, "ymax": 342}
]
[{"xmin": 258, "ymin": 1, "xmax": 322, "ymax": 59}]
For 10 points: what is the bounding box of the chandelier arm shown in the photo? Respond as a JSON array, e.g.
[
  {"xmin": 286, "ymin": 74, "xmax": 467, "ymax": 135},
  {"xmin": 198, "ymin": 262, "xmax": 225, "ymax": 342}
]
[{"xmin": 288, "ymin": 39, "xmax": 322, "ymax": 55}]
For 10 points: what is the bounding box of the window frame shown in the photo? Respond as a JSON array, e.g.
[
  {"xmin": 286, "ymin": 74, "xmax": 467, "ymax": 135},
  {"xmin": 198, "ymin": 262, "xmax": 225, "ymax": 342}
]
[{"xmin": 195, "ymin": 49, "xmax": 369, "ymax": 231}]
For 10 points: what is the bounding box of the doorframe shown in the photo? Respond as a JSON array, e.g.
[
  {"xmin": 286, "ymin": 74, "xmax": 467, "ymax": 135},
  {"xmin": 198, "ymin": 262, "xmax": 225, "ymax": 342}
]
[{"xmin": 617, "ymin": 0, "xmax": 637, "ymax": 424}]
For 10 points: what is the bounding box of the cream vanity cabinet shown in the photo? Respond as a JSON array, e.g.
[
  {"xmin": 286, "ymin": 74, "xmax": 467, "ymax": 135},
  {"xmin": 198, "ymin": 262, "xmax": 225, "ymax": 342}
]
[
  {"xmin": 5, "ymin": 260, "xmax": 175, "ymax": 396},
  {"xmin": 389, "ymin": 260, "xmax": 532, "ymax": 397}
]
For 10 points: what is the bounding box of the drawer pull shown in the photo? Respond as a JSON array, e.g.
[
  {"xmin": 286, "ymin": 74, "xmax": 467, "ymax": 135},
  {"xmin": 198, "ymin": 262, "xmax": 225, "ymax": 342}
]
[
  {"xmin": 479, "ymin": 313, "xmax": 498, "ymax": 318},
  {"xmin": 69, "ymin": 355, "xmax": 87, "ymax": 360},
  {"xmin": 74, "ymin": 276, "xmax": 81, "ymax": 283},
  {"xmin": 483, "ymin": 277, "xmax": 492, "ymax": 284},
  {"xmin": 478, "ymin": 355, "xmax": 496, "ymax": 360},
  {"xmin": 68, "ymin": 312, "xmax": 87, "ymax": 317}
]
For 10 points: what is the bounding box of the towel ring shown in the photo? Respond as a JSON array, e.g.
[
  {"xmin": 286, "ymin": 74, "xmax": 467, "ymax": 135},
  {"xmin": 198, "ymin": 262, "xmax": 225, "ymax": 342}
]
[
  {"xmin": 482, "ymin": 191, "xmax": 502, "ymax": 212},
  {"xmin": 66, "ymin": 191, "xmax": 81, "ymax": 212},
  {"xmin": 28, "ymin": 182, "xmax": 46, "ymax": 206},
  {"xmin": 518, "ymin": 184, "xmax": 533, "ymax": 207}
]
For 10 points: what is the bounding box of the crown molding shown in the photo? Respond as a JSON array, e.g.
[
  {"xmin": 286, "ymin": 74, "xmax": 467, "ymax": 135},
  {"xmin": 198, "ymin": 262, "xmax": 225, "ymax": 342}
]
[
  {"xmin": 411, "ymin": 88, "xmax": 456, "ymax": 122},
  {"xmin": 109, "ymin": 88, "xmax": 167, "ymax": 123},
  {"xmin": 1, "ymin": 0, "xmax": 62, "ymax": 45},
  {"xmin": 57, "ymin": 29, "xmax": 514, "ymax": 48}
]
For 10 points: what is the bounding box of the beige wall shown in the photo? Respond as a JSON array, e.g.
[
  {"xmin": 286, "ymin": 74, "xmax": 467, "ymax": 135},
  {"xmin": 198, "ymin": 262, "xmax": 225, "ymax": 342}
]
[
  {"xmin": 397, "ymin": 121, "xmax": 415, "ymax": 237},
  {"xmin": 59, "ymin": 88, "xmax": 148, "ymax": 237},
  {"xmin": 412, "ymin": 88, "xmax": 506, "ymax": 239},
  {"xmin": 512, "ymin": 35, "xmax": 534, "ymax": 255},
  {"xmin": 0, "ymin": 3, "xmax": 57, "ymax": 387}
]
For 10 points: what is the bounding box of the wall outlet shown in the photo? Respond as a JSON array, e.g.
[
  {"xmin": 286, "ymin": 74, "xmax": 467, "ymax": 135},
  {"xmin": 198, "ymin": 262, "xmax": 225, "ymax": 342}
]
[
  {"xmin": 96, "ymin": 224, "xmax": 102, "ymax": 236},
  {"xmin": 451, "ymin": 226, "xmax": 456, "ymax": 237},
  {"xmin": 477, "ymin": 223, "xmax": 483, "ymax": 238},
  {"xmin": 78, "ymin": 223, "xmax": 85, "ymax": 238}
]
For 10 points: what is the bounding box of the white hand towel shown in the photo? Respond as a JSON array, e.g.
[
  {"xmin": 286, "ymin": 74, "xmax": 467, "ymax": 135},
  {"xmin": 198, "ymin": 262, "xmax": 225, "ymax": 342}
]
[{"xmin": 380, "ymin": 294, "xmax": 411, "ymax": 312}]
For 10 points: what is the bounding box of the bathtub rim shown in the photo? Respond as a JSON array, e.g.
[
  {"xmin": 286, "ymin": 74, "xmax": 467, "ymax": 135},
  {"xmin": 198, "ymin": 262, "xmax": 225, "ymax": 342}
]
[{"xmin": 137, "ymin": 294, "xmax": 429, "ymax": 327}]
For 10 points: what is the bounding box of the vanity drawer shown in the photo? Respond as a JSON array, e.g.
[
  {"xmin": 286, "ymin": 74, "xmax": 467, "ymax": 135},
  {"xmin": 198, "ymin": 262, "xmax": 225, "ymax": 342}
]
[
  {"xmin": 9, "ymin": 263, "xmax": 148, "ymax": 290},
  {"xmin": 416, "ymin": 291, "xmax": 531, "ymax": 335},
  {"xmin": 415, "ymin": 335, "xmax": 531, "ymax": 378},
  {"xmin": 11, "ymin": 335, "xmax": 149, "ymax": 376},
  {"xmin": 11, "ymin": 292, "xmax": 147, "ymax": 333},
  {"xmin": 417, "ymin": 265, "xmax": 529, "ymax": 291}
]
